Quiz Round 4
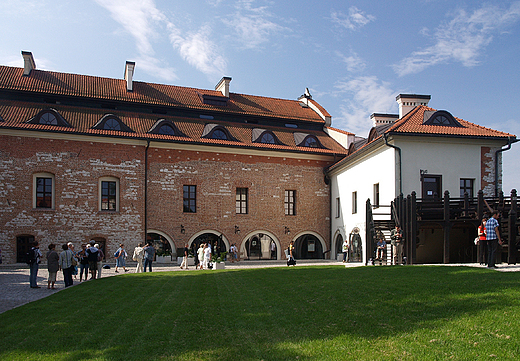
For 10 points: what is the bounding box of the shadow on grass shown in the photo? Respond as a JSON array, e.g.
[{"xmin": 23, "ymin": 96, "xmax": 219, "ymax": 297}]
[{"xmin": 0, "ymin": 266, "xmax": 519, "ymax": 360}]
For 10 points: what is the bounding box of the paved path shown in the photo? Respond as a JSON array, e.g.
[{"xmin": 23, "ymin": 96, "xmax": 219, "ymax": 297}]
[{"xmin": 1, "ymin": 260, "xmax": 518, "ymax": 314}]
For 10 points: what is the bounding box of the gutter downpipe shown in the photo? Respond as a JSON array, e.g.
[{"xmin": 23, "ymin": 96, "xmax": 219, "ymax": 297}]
[
  {"xmin": 144, "ymin": 140, "xmax": 150, "ymax": 243},
  {"xmin": 495, "ymin": 137, "xmax": 518, "ymax": 197},
  {"xmin": 383, "ymin": 133, "xmax": 402, "ymax": 196}
]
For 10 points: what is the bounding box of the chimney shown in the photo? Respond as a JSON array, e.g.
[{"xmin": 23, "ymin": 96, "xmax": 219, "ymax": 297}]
[
  {"xmin": 21, "ymin": 51, "xmax": 36, "ymax": 76},
  {"xmin": 124, "ymin": 61, "xmax": 136, "ymax": 91},
  {"xmin": 370, "ymin": 113, "xmax": 399, "ymax": 127},
  {"xmin": 215, "ymin": 77, "xmax": 231, "ymax": 97},
  {"xmin": 396, "ymin": 94, "xmax": 431, "ymax": 118}
]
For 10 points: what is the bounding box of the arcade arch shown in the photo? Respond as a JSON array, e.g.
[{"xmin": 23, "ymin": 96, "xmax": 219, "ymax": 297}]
[{"xmin": 240, "ymin": 230, "xmax": 280, "ymax": 260}]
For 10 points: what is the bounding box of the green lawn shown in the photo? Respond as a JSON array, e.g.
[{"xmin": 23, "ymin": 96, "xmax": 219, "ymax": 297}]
[{"xmin": 0, "ymin": 266, "xmax": 519, "ymax": 360}]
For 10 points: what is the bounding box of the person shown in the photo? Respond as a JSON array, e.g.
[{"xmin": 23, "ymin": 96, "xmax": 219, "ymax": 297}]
[
  {"xmin": 114, "ymin": 244, "xmax": 128, "ymax": 273},
  {"xmin": 68, "ymin": 242, "xmax": 78, "ymax": 279},
  {"xmin": 197, "ymin": 244, "xmax": 205, "ymax": 269},
  {"xmin": 287, "ymin": 240, "xmax": 296, "ymax": 266},
  {"xmin": 46, "ymin": 243, "xmax": 59, "ymax": 289},
  {"xmin": 180, "ymin": 243, "xmax": 189, "ymax": 269},
  {"xmin": 342, "ymin": 238, "xmax": 349, "ymax": 263},
  {"xmin": 95, "ymin": 243, "xmax": 104, "ymax": 278},
  {"xmin": 203, "ymin": 243, "xmax": 212, "ymax": 270},
  {"xmin": 486, "ymin": 212, "xmax": 503, "ymax": 269},
  {"xmin": 29, "ymin": 241, "xmax": 43, "ymax": 288},
  {"xmin": 133, "ymin": 242, "xmax": 145, "ymax": 273},
  {"xmin": 478, "ymin": 217, "xmax": 488, "ymax": 265},
  {"xmin": 86, "ymin": 241, "xmax": 99, "ymax": 279},
  {"xmin": 59, "ymin": 243, "xmax": 75, "ymax": 287},
  {"xmin": 390, "ymin": 225, "xmax": 404, "ymax": 265},
  {"xmin": 77, "ymin": 244, "xmax": 89, "ymax": 282},
  {"xmin": 376, "ymin": 237, "xmax": 386, "ymax": 261},
  {"xmin": 270, "ymin": 241, "xmax": 276, "ymax": 259},
  {"xmin": 143, "ymin": 242, "xmax": 155, "ymax": 272}
]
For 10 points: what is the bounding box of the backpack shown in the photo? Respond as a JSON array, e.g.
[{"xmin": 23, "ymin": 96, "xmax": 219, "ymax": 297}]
[
  {"xmin": 87, "ymin": 249, "xmax": 98, "ymax": 262},
  {"xmin": 25, "ymin": 248, "xmax": 36, "ymax": 265}
]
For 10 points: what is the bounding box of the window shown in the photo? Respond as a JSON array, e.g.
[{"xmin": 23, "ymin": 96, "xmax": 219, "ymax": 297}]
[
  {"xmin": 259, "ymin": 132, "xmax": 275, "ymax": 144},
  {"xmin": 336, "ymin": 197, "xmax": 341, "ymax": 218},
  {"xmin": 103, "ymin": 117, "xmax": 121, "ymax": 131},
  {"xmin": 236, "ymin": 188, "xmax": 248, "ymax": 214},
  {"xmin": 210, "ymin": 128, "xmax": 228, "ymax": 140},
  {"xmin": 28, "ymin": 109, "xmax": 71, "ymax": 127},
  {"xmin": 373, "ymin": 183, "xmax": 380, "ymax": 208},
  {"xmin": 352, "ymin": 191, "xmax": 357, "ymax": 214},
  {"xmin": 303, "ymin": 135, "xmax": 319, "ymax": 148},
  {"xmin": 39, "ymin": 112, "xmax": 58, "ymax": 125},
  {"xmin": 460, "ymin": 178, "xmax": 474, "ymax": 198},
  {"xmin": 99, "ymin": 177, "xmax": 119, "ymax": 212},
  {"xmin": 183, "ymin": 185, "xmax": 197, "ymax": 213},
  {"xmin": 285, "ymin": 190, "xmax": 296, "ymax": 215},
  {"xmin": 33, "ymin": 172, "xmax": 54, "ymax": 209},
  {"xmin": 158, "ymin": 124, "xmax": 176, "ymax": 135}
]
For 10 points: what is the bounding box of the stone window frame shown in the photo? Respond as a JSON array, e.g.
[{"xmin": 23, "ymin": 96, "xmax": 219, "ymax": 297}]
[
  {"xmin": 99, "ymin": 176, "xmax": 120, "ymax": 212},
  {"xmin": 284, "ymin": 190, "xmax": 296, "ymax": 216},
  {"xmin": 33, "ymin": 172, "xmax": 55, "ymax": 209},
  {"xmin": 236, "ymin": 187, "xmax": 248, "ymax": 214}
]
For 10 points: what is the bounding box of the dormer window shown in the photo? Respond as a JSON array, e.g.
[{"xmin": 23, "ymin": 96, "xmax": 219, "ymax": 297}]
[
  {"xmin": 148, "ymin": 119, "xmax": 185, "ymax": 137},
  {"xmin": 259, "ymin": 132, "xmax": 275, "ymax": 144},
  {"xmin": 210, "ymin": 128, "xmax": 228, "ymax": 140},
  {"xmin": 28, "ymin": 109, "xmax": 71, "ymax": 127},
  {"xmin": 303, "ymin": 136, "xmax": 319, "ymax": 148},
  {"xmin": 202, "ymin": 123, "xmax": 236, "ymax": 141},
  {"xmin": 252, "ymin": 129, "xmax": 284, "ymax": 145},
  {"xmin": 423, "ymin": 110, "xmax": 462, "ymax": 127},
  {"xmin": 92, "ymin": 114, "xmax": 133, "ymax": 133},
  {"xmin": 294, "ymin": 132, "xmax": 323, "ymax": 148}
]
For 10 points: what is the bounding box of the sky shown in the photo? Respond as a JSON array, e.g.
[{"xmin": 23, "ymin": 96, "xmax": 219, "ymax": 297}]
[{"xmin": 1, "ymin": 0, "xmax": 520, "ymax": 192}]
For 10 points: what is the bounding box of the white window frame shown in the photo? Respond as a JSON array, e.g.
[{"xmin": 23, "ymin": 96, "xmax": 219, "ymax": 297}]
[
  {"xmin": 99, "ymin": 176, "xmax": 120, "ymax": 212},
  {"xmin": 33, "ymin": 172, "xmax": 55, "ymax": 209}
]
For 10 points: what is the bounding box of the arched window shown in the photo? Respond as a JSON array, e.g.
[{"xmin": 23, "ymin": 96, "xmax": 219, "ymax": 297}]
[
  {"xmin": 92, "ymin": 114, "xmax": 133, "ymax": 133},
  {"xmin": 423, "ymin": 110, "xmax": 462, "ymax": 127},
  {"xmin": 158, "ymin": 124, "xmax": 176, "ymax": 136},
  {"xmin": 210, "ymin": 128, "xmax": 228, "ymax": 140},
  {"xmin": 103, "ymin": 117, "xmax": 121, "ymax": 131},
  {"xmin": 303, "ymin": 135, "xmax": 319, "ymax": 148},
  {"xmin": 148, "ymin": 119, "xmax": 185, "ymax": 137},
  {"xmin": 259, "ymin": 132, "xmax": 275, "ymax": 144},
  {"xmin": 28, "ymin": 109, "xmax": 71, "ymax": 127},
  {"xmin": 39, "ymin": 112, "xmax": 58, "ymax": 125}
]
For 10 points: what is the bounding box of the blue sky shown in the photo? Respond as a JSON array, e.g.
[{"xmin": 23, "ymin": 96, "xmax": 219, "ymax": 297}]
[{"xmin": 1, "ymin": 0, "xmax": 520, "ymax": 192}]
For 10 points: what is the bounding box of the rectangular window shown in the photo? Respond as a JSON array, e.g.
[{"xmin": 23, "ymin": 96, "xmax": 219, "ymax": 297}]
[
  {"xmin": 183, "ymin": 185, "xmax": 197, "ymax": 213},
  {"xmin": 373, "ymin": 183, "xmax": 380, "ymax": 208},
  {"xmin": 285, "ymin": 190, "xmax": 296, "ymax": 215},
  {"xmin": 336, "ymin": 197, "xmax": 341, "ymax": 218},
  {"xmin": 236, "ymin": 188, "xmax": 248, "ymax": 214},
  {"xmin": 352, "ymin": 191, "xmax": 357, "ymax": 214},
  {"xmin": 36, "ymin": 177, "xmax": 52, "ymax": 208},
  {"xmin": 101, "ymin": 181, "xmax": 117, "ymax": 211},
  {"xmin": 460, "ymin": 178, "xmax": 474, "ymax": 198}
]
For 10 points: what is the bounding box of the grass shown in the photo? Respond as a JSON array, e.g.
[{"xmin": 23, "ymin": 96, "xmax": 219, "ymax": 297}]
[{"xmin": 0, "ymin": 266, "xmax": 519, "ymax": 360}]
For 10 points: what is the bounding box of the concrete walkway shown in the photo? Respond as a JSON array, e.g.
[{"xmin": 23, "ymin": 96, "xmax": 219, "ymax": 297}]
[{"xmin": 1, "ymin": 260, "xmax": 518, "ymax": 315}]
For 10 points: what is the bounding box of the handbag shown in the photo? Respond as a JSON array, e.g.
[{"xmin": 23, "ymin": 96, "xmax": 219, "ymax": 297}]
[
  {"xmin": 71, "ymin": 256, "xmax": 78, "ymax": 266},
  {"xmin": 474, "ymin": 237, "xmax": 480, "ymax": 245}
]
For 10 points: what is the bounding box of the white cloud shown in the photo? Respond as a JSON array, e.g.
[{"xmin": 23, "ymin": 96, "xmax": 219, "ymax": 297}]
[
  {"xmin": 333, "ymin": 76, "xmax": 396, "ymax": 136},
  {"xmin": 335, "ymin": 51, "xmax": 366, "ymax": 73},
  {"xmin": 222, "ymin": 0, "xmax": 287, "ymax": 49},
  {"xmin": 394, "ymin": 2, "xmax": 520, "ymax": 76},
  {"xmin": 331, "ymin": 7, "xmax": 375, "ymax": 31},
  {"xmin": 169, "ymin": 25, "xmax": 227, "ymax": 77}
]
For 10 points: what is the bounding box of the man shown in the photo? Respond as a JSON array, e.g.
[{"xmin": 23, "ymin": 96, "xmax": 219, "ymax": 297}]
[
  {"xmin": 376, "ymin": 237, "xmax": 387, "ymax": 261},
  {"xmin": 28, "ymin": 241, "xmax": 42, "ymax": 288},
  {"xmin": 59, "ymin": 243, "xmax": 75, "ymax": 287},
  {"xmin": 342, "ymin": 238, "xmax": 349, "ymax": 263},
  {"xmin": 180, "ymin": 243, "xmax": 189, "ymax": 269},
  {"xmin": 485, "ymin": 211, "xmax": 503, "ymax": 268},
  {"xmin": 95, "ymin": 243, "xmax": 104, "ymax": 278},
  {"xmin": 86, "ymin": 241, "xmax": 98, "ymax": 280},
  {"xmin": 143, "ymin": 242, "xmax": 155, "ymax": 272},
  {"xmin": 390, "ymin": 225, "xmax": 404, "ymax": 265}
]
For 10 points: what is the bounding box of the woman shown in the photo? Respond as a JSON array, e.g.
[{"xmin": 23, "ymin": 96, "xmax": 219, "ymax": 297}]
[
  {"xmin": 114, "ymin": 243, "xmax": 128, "ymax": 273},
  {"xmin": 478, "ymin": 217, "xmax": 488, "ymax": 265},
  {"xmin": 197, "ymin": 244, "xmax": 205, "ymax": 270},
  {"xmin": 46, "ymin": 243, "xmax": 59, "ymax": 289},
  {"xmin": 77, "ymin": 244, "xmax": 89, "ymax": 281},
  {"xmin": 287, "ymin": 240, "xmax": 296, "ymax": 266},
  {"xmin": 133, "ymin": 242, "xmax": 144, "ymax": 273}
]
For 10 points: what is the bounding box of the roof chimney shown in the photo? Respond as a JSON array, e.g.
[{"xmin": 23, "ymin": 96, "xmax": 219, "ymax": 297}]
[
  {"xmin": 396, "ymin": 94, "xmax": 431, "ymax": 118},
  {"xmin": 370, "ymin": 113, "xmax": 399, "ymax": 127},
  {"xmin": 215, "ymin": 77, "xmax": 231, "ymax": 97},
  {"xmin": 124, "ymin": 61, "xmax": 136, "ymax": 92},
  {"xmin": 21, "ymin": 51, "xmax": 36, "ymax": 76}
]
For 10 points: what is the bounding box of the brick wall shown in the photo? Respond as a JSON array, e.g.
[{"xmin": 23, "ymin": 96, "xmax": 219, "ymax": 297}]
[{"xmin": 0, "ymin": 134, "xmax": 332, "ymax": 263}]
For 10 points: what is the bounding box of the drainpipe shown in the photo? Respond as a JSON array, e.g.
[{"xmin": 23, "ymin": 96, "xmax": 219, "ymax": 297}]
[
  {"xmin": 494, "ymin": 137, "xmax": 518, "ymax": 197},
  {"xmin": 383, "ymin": 133, "xmax": 402, "ymax": 196},
  {"xmin": 144, "ymin": 140, "xmax": 150, "ymax": 243}
]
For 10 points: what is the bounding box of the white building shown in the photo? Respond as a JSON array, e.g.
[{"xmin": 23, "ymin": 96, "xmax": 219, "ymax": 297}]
[{"xmin": 328, "ymin": 94, "xmax": 516, "ymax": 264}]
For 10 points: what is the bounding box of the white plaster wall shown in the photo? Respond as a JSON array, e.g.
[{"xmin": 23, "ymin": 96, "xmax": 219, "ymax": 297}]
[{"xmin": 330, "ymin": 146, "xmax": 396, "ymax": 261}]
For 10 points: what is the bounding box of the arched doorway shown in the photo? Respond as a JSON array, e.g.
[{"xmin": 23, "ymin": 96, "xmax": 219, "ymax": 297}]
[
  {"xmin": 17, "ymin": 235, "xmax": 35, "ymax": 263},
  {"xmin": 243, "ymin": 232, "xmax": 278, "ymax": 260},
  {"xmin": 147, "ymin": 231, "xmax": 175, "ymax": 259},
  {"xmin": 190, "ymin": 232, "xmax": 228, "ymax": 259},
  {"xmin": 335, "ymin": 233, "xmax": 343, "ymax": 260},
  {"xmin": 294, "ymin": 233, "xmax": 324, "ymax": 259}
]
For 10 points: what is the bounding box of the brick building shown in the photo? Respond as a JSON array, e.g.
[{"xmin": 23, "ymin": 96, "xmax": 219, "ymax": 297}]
[{"xmin": 0, "ymin": 53, "xmax": 347, "ymax": 264}]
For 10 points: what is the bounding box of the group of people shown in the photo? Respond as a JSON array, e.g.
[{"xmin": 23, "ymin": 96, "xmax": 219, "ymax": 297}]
[
  {"xmin": 28, "ymin": 240, "xmax": 105, "ymax": 289},
  {"xmin": 477, "ymin": 211, "xmax": 503, "ymax": 268},
  {"xmin": 131, "ymin": 242, "xmax": 156, "ymax": 273},
  {"xmin": 193, "ymin": 242, "xmax": 213, "ymax": 270}
]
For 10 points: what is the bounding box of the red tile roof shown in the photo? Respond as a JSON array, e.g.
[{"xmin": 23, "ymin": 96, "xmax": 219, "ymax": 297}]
[{"xmin": 0, "ymin": 65, "xmax": 326, "ymax": 123}]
